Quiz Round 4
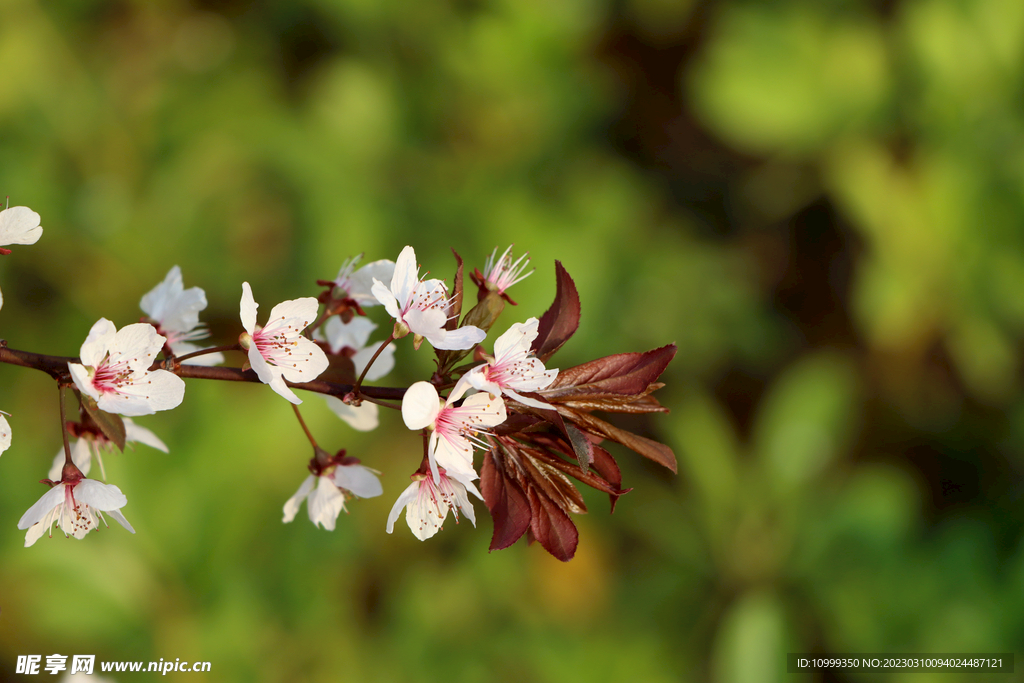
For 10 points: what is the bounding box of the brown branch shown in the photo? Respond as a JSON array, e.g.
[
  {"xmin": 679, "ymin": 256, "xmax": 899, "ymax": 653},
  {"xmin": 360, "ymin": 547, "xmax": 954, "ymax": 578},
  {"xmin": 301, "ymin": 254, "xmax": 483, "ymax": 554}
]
[{"xmin": 0, "ymin": 343, "xmax": 408, "ymax": 402}]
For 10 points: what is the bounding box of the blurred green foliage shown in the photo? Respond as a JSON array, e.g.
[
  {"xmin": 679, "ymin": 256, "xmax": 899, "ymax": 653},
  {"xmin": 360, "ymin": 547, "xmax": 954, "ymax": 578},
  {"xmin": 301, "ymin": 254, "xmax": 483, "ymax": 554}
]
[{"xmin": 1, "ymin": 0, "xmax": 1023, "ymax": 681}]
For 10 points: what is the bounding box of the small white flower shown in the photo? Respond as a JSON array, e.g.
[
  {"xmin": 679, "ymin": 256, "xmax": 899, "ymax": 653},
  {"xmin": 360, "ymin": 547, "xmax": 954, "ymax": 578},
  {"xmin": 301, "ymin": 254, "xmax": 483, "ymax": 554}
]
[
  {"xmin": 464, "ymin": 317, "xmax": 558, "ymax": 409},
  {"xmin": 0, "ymin": 411, "xmax": 10, "ymax": 455},
  {"xmin": 47, "ymin": 419, "xmax": 168, "ymax": 481},
  {"xmin": 18, "ymin": 477, "xmax": 135, "ymax": 547},
  {"xmin": 402, "ymin": 379, "xmax": 506, "ymax": 484},
  {"xmin": 481, "ymin": 245, "xmax": 532, "ymax": 295},
  {"xmin": 386, "ymin": 469, "xmax": 482, "ymax": 541},
  {"xmin": 68, "ymin": 319, "xmax": 186, "ymax": 416},
  {"xmin": 282, "ymin": 462, "xmax": 383, "ymax": 530},
  {"xmin": 140, "ymin": 265, "xmax": 223, "ymax": 366},
  {"xmin": 371, "ymin": 245, "xmax": 485, "ymax": 350},
  {"xmin": 331, "ymin": 255, "xmax": 395, "ymax": 307},
  {"xmin": 239, "ymin": 282, "xmax": 329, "ymax": 405},
  {"xmin": 0, "ymin": 205, "xmax": 43, "ymax": 311}
]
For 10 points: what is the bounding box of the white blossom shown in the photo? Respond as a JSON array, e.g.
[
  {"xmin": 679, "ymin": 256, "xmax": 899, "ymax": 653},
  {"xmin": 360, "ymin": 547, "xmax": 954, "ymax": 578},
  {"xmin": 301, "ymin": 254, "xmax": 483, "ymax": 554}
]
[
  {"xmin": 140, "ymin": 265, "xmax": 223, "ymax": 365},
  {"xmin": 318, "ymin": 316, "xmax": 395, "ymax": 431},
  {"xmin": 402, "ymin": 379, "xmax": 506, "ymax": 484},
  {"xmin": 68, "ymin": 319, "xmax": 186, "ymax": 416},
  {"xmin": 331, "ymin": 255, "xmax": 395, "ymax": 307},
  {"xmin": 19, "ymin": 477, "xmax": 135, "ymax": 547},
  {"xmin": 283, "ymin": 462, "xmax": 383, "ymax": 530},
  {"xmin": 0, "ymin": 205, "xmax": 43, "ymax": 311},
  {"xmin": 385, "ymin": 469, "xmax": 482, "ymax": 541},
  {"xmin": 480, "ymin": 245, "xmax": 532, "ymax": 295},
  {"xmin": 371, "ymin": 245, "xmax": 485, "ymax": 350},
  {"xmin": 464, "ymin": 317, "xmax": 558, "ymax": 409},
  {"xmin": 239, "ymin": 282, "xmax": 329, "ymax": 404},
  {"xmin": 0, "ymin": 411, "xmax": 10, "ymax": 456}
]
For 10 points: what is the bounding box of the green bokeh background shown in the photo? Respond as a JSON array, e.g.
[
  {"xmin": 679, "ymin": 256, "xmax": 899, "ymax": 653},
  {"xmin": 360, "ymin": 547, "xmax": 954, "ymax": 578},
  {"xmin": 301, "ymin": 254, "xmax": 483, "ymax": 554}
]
[{"xmin": 1, "ymin": 0, "xmax": 1023, "ymax": 681}]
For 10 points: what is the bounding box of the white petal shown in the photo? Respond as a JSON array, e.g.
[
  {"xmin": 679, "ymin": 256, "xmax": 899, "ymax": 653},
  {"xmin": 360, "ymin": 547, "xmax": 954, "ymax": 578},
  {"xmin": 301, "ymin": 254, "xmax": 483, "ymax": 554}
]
[
  {"xmin": 492, "ymin": 318, "xmax": 539, "ymax": 364},
  {"xmin": 391, "ymin": 246, "xmax": 418, "ymax": 309},
  {"xmin": 348, "ymin": 259, "xmax": 395, "ymax": 305},
  {"xmin": 0, "ymin": 413, "xmax": 10, "ymax": 455},
  {"xmin": 325, "ymin": 396, "xmax": 379, "ymax": 431},
  {"xmin": 402, "ymin": 381, "xmax": 440, "ymax": 430},
  {"xmin": 123, "ymin": 419, "xmax": 169, "ymax": 452},
  {"xmin": 404, "ymin": 307, "xmax": 448, "ymax": 346},
  {"xmin": 431, "ymin": 432, "xmax": 477, "ymax": 483},
  {"xmin": 307, "ymin": 476, "xmax": 345, "ymax": 530},
  {"xmin": 96, "ymin": 370, "xmax": 185, "ymax": 416},
  {"xmin": 105, "ymin": 508, "xmax": 135, "ymax": 533},
  {"xmin": 278, "ymin": 336, "xmax": 329, "ymax": 383},
  {"xmin": 371, "ymin": 278, "xmax": 401, "ymax": 320},
  {"xmin": 503, "ymin": 387, "xmax": 555, "ymax": 410},
  {"xmin": 282, "ymin": 475, "xmax": 316, "ymax": 523},
  {"xmin": 0, "ymin": 285, "xmax": 3, "ymax": 311},
  {"xmin": 17, "ymin": 486, "xmax": 65, "ymax": 529},
  {"xmin": 265, "ymin": 297, "xmax": 319, "ymax": 333},
  {"xmin": 68, "ymin": 363, "xmax": 101, "ymax": 402},
  {"xmin": 323, "ymin": 316, "xmax": 376, "ymax": 353},
  {"xmin": 454, "ymin": 391, "xmax": 508, "ymax": 429},
  {"xmin": 239, "ymin": 282, "xmax": 258, "ymax": 335},
  {"xmin": 0, "ymin": 206, "xmax": 42, "ymax": 246},
  {"xmin": 406, "ymin": 482, "xmax": 445, "ymax": 541},
  {"xmin": 79, "ymin": 318, "xmax": 117, "ymax": 367},
  {"xmin": 431, "ymin": 325, "xmax": 486, "ymax": 351},
  {"xmin": 386, "ymin": 481, "xmax": 420, "ymax": 534},
  {"xmin": 140, "ymin": 266, "xmax": 183, "ymax": 323},
  {"xmin": 108, "ymin": 323, "xmax": 166, "ymax": 373},
  {"xmin": 74, "ymin": 479, "xmax": 128, "ymax": 511},
  {"xmin": 250, "ymin": 347, "xmax": 302, "ymax": 404},
  {"xmin": 332, "ymin": 464, "xmax": 383, "ymax": 499},
  {"xmin": 464, "ymin": 365, "xmax": 501, "ymax": 398}
]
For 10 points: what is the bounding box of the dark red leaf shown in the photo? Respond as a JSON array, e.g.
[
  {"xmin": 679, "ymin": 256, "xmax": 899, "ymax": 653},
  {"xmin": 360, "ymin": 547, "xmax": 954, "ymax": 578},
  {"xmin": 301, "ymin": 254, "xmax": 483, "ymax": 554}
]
[
  {"xmin": 590, "ymin": 444, "xmax": 625, "ymax": 512},
  {"xmin": 544, "ymin": 345, "xmax": 677, "ymax": 401},
  {"xmin": 532, "ymin": 261, "xmax": 580, "ymax": 362},
  {"xmin": 565, "ymin": 422, "xmax": 594, "ymax": 470},
  {"xmin": 445, "ymin": 249, "xmax": 464, "ymax": 332},
  {"xmin": 527, "ymin": 487, "xmax": 578, "ymax": 561},
  {"xmin": 481, "ymin": 451, "xmax": 531, "ymax": 551},
  {"xmin": 571, "ymin": 411, "xmax": 678, "ymax": 473}
]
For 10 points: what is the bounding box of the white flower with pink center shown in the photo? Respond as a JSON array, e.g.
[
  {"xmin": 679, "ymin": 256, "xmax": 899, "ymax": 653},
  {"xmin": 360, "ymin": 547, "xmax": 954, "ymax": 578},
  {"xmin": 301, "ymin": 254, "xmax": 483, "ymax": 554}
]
[
  {"xmin": 464, "ymin": 317, "xmax": 558, "ymax": 409},
  {"xmin": 331, "ymin": 254, "xmax": 395, "ymax": 307},
  {"xmin": 402, "ymin": 379, "xmax": 506, "ymax": 484},
  {"xmin": 386, "ymin": 468, "xmax": 482, "ymax": 541},
  {"xmin": 68, "ymin": 319, "xmax": 186, "ymax": 417},
  {"xmin": 482, "ymin": 245, "xmax": 532, "ymax": 295},
  {"xmin": 0, "ymin": 205, "xmax": 43, "ymax": 311},
  {"xmin": 18, "ymin": 476, "xmax": 135, "ymax": 547},
  {"xmin": 371, "ymin": 245, "xmax": 485, "ymax": 350},
  {"xmin": 283, "ymin": 462, "xmax": 383, "ymax": 530},
  {"xmin": 239, "ymin": 282, "xmax": 329, "ymax": 405},
  {"xmin": 140, "ymin": 265, "xmax": 223, "ymax": 366}
]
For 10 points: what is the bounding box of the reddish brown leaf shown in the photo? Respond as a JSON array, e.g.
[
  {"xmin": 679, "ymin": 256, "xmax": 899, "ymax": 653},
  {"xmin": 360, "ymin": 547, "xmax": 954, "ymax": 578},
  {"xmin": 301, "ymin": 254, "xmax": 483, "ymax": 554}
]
[
  {"xmin": 445, "ymin": 248, "xmax": 464, "ymax": 332},
  {"xmin": 591, "ymin": 444, "xmax": 625, "ymax": 512},
  {"xmin": 532, "ymin": 261, "xmax": 580, "ymax": 362},
  {"xmin": 565, "ymin": 422, "xmax": 594, "ymax": 470},
  {"xmin": 544, "ymin": 345, "xmax": 677, "ymax": 401},
  {"xmin": 571, "ymin": 411, "xmax": 678, "ymax": 473},
  {"xmin": 524, "ymin": 441, "xmax": 629, "ymax": 499},
  {"xmin": 518, "ymin": 453, "xmax": 587, "ymax": 514},
  {"xmin": 78, "ymin": 394, "xmax": 126, "ymax": 452},
  {"xmin": 527, "ymin": 487, "xmax": 578, "ymax": 561},
  {"xmin": 481, "ymin": 451, "xmax": 531, "ymax": 551}
]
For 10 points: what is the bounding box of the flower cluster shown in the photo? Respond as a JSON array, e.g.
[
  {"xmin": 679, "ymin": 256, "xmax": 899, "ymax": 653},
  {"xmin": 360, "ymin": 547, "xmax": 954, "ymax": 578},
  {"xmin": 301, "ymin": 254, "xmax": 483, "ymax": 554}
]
[{"xmin": 2, "ymin": 222, "xmax": 676, "ymax": 562}]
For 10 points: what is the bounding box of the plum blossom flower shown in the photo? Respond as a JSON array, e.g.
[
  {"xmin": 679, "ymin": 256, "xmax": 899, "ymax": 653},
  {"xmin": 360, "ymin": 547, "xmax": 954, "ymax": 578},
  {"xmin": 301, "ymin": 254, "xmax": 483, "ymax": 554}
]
[
  {"xmin": 47, "ymin": 419, "xmax": 168, "ymax": 481},
  {"xmin": 316, "ymin": 316, "xmax": 396, "ymax": 431},
  {"xmin": 402, "ymin": 379, "xmax": 506, "ymax": 484},
  {"xmin": 140, "ymin": 265, "xmax": 223, "ymax": 365},
  {"xmin": 371, "ymin": 245, "xmax": 485, "ymax": 350},
  {"xmin": 464, "ymin": 317, "xmax": 558, "ymax": 409},
  {"xmin": 329, "ymin": 254, "xmax": 395, "ymax": 308},
  {"xmin": 480, "ymin": 245, "xmax": 532, "ymax": 295},
  {"xmin": 0, "ymin": 205, "xmax": 43, "ymax": 311},
  {"xmin": 386, "ymin": 468, "xmax": 482, "ymax": 541},
  {"xmin": 68, "ymin": 319, "xmax": 186, "ymax": 416},
  {"xmin": 18, "ymin": 474, "xmax": 135, "ymax": 547},
  {"xmin": 0, "ymin": 411, "xmax": 10, "ymax": 456},
  {"xmin": 239, "ymin": 282, "xmax": 329, "ymax": 405},
  {"xmin": 283, "ymin": 461, "xmax": 383, "ymax": 530}
]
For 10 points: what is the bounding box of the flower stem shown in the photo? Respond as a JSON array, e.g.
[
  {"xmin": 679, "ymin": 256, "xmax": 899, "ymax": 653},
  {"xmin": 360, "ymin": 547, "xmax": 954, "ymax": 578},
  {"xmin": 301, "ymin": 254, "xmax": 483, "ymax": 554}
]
[
  {"xmin": 291, "ymin": 404, "xmax": 318, "ymax": 449},
  {"xmin": 174, "ymin": 343, "xmax": 240, "ymax": 364},
  {"xmin": 58, "ymin": 384, "xmax": 72, "ymax": 467},
  {"xmin": 352, "ymin": 334, "xmax": 394, "ymax": 395}
]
